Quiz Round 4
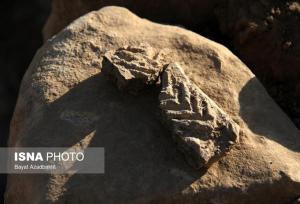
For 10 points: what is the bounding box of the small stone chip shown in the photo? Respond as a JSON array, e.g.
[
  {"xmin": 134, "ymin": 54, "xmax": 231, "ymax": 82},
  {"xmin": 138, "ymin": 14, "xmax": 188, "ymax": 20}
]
[{"xmin": 102, "ymin": 44, "xmax": 164, "ymax": 94}]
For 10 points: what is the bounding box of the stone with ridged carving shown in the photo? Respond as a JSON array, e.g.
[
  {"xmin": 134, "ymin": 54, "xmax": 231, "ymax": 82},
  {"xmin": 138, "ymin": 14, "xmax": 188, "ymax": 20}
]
[
  {"xmin": 102, "ymin": 44, "xmax": 164, "ymax": 94},
  {"xmin": 103, "ymin": 47, "xmax": 239, "ymax": 169},
  {"xmin": 159, "ymin": 63, "xmax": 239, "ymax": 169}
]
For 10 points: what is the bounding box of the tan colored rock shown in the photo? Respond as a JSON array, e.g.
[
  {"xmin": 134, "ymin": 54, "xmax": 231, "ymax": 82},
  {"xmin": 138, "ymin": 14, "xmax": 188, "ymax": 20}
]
[
  {"xmin": 159, "ymin": 63, "xmax": 239, "ymax": 169},
  {"xmin": 6, "ymin": 6, "xmax": 300, "ymax": 204}
]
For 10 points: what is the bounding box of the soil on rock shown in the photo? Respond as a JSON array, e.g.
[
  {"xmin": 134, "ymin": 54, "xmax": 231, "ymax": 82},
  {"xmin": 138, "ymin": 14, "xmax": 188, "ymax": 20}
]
[{"xmin": 216, "ymin": 0, "xmax": 300, "ymax": 129}]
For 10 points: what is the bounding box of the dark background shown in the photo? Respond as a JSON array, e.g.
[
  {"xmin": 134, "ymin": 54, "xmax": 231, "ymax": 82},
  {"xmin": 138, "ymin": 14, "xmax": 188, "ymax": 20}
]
[{"xmin": 0, "ymin": 0, "xmax": 51, "ymax": 202}]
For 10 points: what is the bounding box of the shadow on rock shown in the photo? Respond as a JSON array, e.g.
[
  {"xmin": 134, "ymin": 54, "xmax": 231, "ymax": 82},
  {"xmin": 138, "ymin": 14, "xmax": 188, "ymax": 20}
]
[
  {"xmin": 17, "ymin": 73, "xmax": 203, "ymax": 203},
  {"xmin": 239, "ymin": 77, "xmax": 300, "ymax": 152}
]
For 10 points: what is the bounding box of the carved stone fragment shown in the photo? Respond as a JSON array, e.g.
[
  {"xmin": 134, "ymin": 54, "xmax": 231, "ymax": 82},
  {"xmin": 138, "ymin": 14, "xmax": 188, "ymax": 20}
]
[
  {"xmin": 102, "ymin": 44, "xmax": 239, "ymax": 169},
  {"xmin": 102, "ymin": 44, "xmax": 164, "ymax": 94},
  {"xmin": 159, "ymin": 63, "xmax": 239, "ymax": 169}
]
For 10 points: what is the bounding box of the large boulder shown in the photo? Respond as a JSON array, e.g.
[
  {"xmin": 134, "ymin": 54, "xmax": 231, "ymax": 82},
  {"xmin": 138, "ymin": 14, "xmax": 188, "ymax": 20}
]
[
  {"xmin": 42, "ymin": 0, "xmax": 300, "ymax": 129},
  {"xmin": 43, "ymin": 0, "xmax": 218, "ymax": 40},
  {"xmin": 6, "ymin": 6, "xmax": 300, "ymax": 204}
]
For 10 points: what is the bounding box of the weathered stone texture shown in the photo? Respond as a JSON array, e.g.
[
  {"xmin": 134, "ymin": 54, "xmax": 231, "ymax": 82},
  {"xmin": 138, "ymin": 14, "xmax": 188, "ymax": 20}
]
[{"xmin": 159, "ymin": 63, "xmax": 239, "ymax": 169}]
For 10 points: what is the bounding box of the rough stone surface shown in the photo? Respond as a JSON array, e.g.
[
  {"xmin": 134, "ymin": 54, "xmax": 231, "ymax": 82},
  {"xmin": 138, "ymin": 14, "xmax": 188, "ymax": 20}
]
[
  {"xmin": 159, "ymin": 63, "xmax": 239, "ymax": 169},
  {"xmin": 6, "ymin": 7, "xmax": 300, "ymax": 204},
  {"xmin": 102, "ymin": 44, "xmax": 164, "ymax": 94},
  {"xmin": 42, "ymin": 0, "xmax": 300, "ymax": 130},
  {"xmin": 103, "ymin": 49, "xmax": 239, "ymax": 169},
  {"xmin": 43, "ymin": 0, "xmax": 300, "ymax": 85}
]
